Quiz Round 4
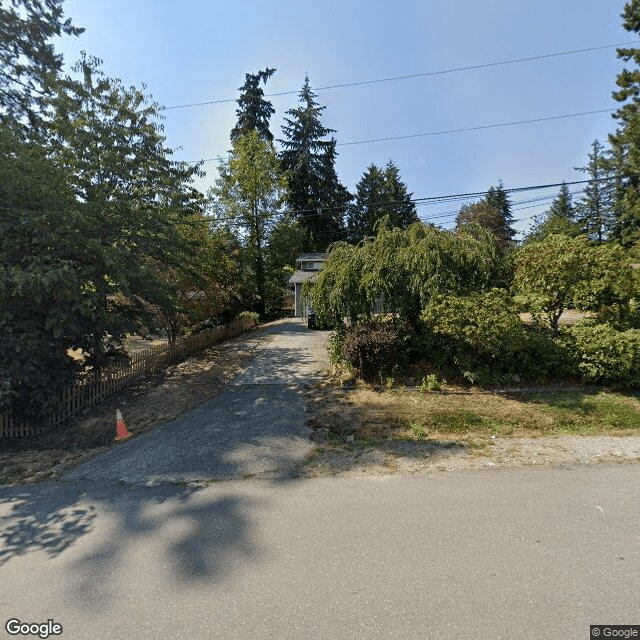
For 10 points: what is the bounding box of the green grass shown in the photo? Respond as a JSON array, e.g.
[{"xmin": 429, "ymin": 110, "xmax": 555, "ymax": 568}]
[{"xmin": 522, "ymin": 390, "xmax": 640, "ymax": 431}]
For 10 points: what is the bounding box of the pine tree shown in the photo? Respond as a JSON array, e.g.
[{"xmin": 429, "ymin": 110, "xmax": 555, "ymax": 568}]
[
  {"xmin": 279, "ymin": 77, "xmax": 351, "ymax": 249},
  {"xmin": 574, "ymin": 140, "xmax": 615, "ymax": 243},
  {"xmin": 524, "ymin": 182, "xmax": 578, "ymax": 243},
  {"xmin": 230, "ymin": 67, "xmax": 276, "ymax": 143},
  {"xmin": 486, "ymin": 181, "xmax": 516, "ymax": 244},
  {"xmin": 609, "ymin": 0, "xmax": 640, "ymax": 246},
  {"xmin": 346, "ymin": 160, "xmax": 418, "ymax": 242}
]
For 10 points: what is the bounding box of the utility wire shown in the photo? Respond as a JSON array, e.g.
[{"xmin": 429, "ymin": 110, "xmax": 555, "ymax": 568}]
[
  {"xmin": 0, "ymin": 178, "xmax": 603, "ymax": 230},
  {"xmin": 338, "ymin": 109, "xmax": 614, "ymax": 146},
  {"xmin": 161, "ymin": 42, "xmax": 633, "ymax": 111},
  {"xmin": 187, "ymin": 108, "xmax": 614, "ymax": 163}
]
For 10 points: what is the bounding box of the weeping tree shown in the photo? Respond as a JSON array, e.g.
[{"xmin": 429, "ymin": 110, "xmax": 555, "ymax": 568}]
[{"xmin": 310, "ymin": 220, "xmax": 508, "ymax": 327}]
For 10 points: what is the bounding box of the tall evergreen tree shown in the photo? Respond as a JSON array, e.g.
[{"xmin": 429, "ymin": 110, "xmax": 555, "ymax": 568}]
[
  {"xmin": 279, "ymin": 77, "xmax": 351, "ymax": 250},
  {"xmin": 346, "ymin": 160, "xmax": 418, "ymax": 243},
  {"xmin": 609, "ymin": 0, "xmax": 640, "ymax": 246},
  {"xmin": 486, "ymin": 181, "xmax": 516, "ymax": 244},
  {"xmin": 230, "ymin": 67, "xmax": 276, "ymax": 143},
  {"xmin": 524, "ymin": 182, "xmax": 578, "ymax": 243},
  {"xmin": 574, "ymin": 139, "xmax": 615, "ymax": 243}
]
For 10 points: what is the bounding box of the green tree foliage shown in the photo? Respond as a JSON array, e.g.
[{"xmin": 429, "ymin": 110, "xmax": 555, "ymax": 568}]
[
  {"xmin": 230, "ymin": 67, "xmax": 276, "ymax": 143},
  {"xmin": 310, "ymin": 221, "xmax": 508, "ymax": 326},
  {"xmin": 524, "ymin": 182, "xmax": 579, "ymax": 243},
  {"xmin": 486, "ymin": 181, "xmax": 516, "ymax": 243},
  {"xmin": 609, "ymin": 0, "xmax": 640, "ymax": 246},
  {"xmin": 264, "ymin": 214, "xmax": 308, "ymax": 315},
  {"xmin": 150, "ymin": 220, "xmax": 240, "ymax": 342},
  {"xmin": 514, "ymin": 234, "xmax": 636, "ymax": 334},
  {"xmin": 212, "ymin": 130, "xmax": 287, "ymax": 317},
  {"xmin": 0, "ymin": 0, "xmax": 83, "ymax": 126},
  {"xmin": 279, "ymin": 77, "xmax": 351, "ymax": 249},
  {"xmin": 574, "ymin": 140, "xmax": 616, "ymax": 243},
  {"xmin": 48, "ymin": 53, "xmax": 206, "ymax": 366},
  {"xmin": 2, "ymin": 17, "xmax": 228, "ymax": 422},
  {"xmin": 455, "ymin": 183, "xmax": 515, "ymax": 250},
  {"xmin": 346, "ymin": 160, "xmax": 418, "ymax": 243},
  {"xmin": 419, "ymin": 290, "xmax": 576, "ymax": 383},
  {"xmin": 0, "ymin": 122, "xmax": 93, "ymax": 421}
]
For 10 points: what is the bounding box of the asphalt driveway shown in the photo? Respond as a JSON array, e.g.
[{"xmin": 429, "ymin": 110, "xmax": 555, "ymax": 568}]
[{"xmin": 63, "ymin": 318, "xmax": 331, "ymax": 485}]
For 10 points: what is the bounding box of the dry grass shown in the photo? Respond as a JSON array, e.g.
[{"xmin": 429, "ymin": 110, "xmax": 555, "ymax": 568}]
[{"xmin": 306, "ymin": 379, "xmax": 640, "ymax": 452}]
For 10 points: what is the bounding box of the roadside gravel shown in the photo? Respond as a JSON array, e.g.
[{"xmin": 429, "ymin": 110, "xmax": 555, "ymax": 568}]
[{"xmin": 301, "ymin": 435, "xmax": 640, "ymax": 478}]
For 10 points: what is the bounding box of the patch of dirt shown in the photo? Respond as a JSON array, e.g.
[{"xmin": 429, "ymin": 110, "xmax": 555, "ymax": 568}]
[
  {"xmin": 0, "ymin": 331, "xmax": 268, "ymax": 485},
  {"xmin": 518, "ymin": 309, "xmax": 593, "ymax": 326}
]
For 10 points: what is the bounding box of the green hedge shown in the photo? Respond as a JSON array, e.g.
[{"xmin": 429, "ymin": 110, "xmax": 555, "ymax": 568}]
[{"xmin": 571, "ymin": 320, "xmax": 640, "ymax": 386}]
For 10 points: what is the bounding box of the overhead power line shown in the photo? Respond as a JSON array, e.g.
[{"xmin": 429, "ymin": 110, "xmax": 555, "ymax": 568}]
[
  {"xmin": 338, "ymin": 109, "xmax": 614, "ymax": 146},
  {"xmin": 161, "ymin": 42, "xmax": 633, "ymax": 111},
  {"xmin": 186, "ymin": 108, "xmax": 614, "ymax": 164}
]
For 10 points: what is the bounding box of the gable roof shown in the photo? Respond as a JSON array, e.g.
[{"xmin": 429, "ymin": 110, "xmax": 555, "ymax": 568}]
[{"xmin": 296, "ymin": 253, "xmax": 327, "ymax": 262}]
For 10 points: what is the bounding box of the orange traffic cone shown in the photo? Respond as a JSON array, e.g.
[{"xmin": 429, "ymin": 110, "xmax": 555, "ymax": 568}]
[{"xmin": 115, "ymin": 409, "xmax": 131, "ymax": 441}]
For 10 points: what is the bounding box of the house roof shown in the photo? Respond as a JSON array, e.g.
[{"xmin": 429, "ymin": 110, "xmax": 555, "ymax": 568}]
[
  {"xmin": 296, "ymin": 253, "xmax": 327, "ymax": 261},
  {"xmin": 288, "ymin": 270, "xmax": 320, "ymax": 285}
]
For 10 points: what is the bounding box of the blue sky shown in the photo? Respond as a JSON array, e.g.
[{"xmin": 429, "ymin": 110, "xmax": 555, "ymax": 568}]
[{"xmin": 54, "ymin": 0, "xmax": 632, "ymax": 239}]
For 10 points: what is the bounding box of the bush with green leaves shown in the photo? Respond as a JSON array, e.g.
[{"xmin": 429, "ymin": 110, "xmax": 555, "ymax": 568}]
[
  {"xmin": 419, "ymin": 289, "xmax": 574, "ymax": 383},
  {"xmin": 570, "ymin": 320, "xmax": 640, "ymax": 386},
  {"xmin": 515, "ymin": 234, "xmax": 637, "ymax": 333},
  {"xmin": 340, "ymin": 321, "xmax": 400, "ymax": 379}
]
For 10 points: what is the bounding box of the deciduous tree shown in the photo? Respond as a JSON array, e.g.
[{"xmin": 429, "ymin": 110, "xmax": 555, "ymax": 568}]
[
  {"xmin": 211, "ymin": 130, "xmax": 287, "ymax": 317},
  {"xmin": 514, "ymin": 234, "xmax": 635, "ymax": 333}
]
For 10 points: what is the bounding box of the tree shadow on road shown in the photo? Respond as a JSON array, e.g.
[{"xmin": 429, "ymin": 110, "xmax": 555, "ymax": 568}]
[{"xmin": 0, "ymin": 480, "xmax": 262, "ymax": 611}]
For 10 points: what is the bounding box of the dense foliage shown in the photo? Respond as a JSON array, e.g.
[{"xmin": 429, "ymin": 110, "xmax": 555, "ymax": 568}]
[
  {"xmin": 340, "ymin": 321, "xmax": 401, "ymax": 379},
  {"xmin": 0, "ymin": 2, "xmax": 240, "ymax": 422},
  {"xmin": 211, "ymin": 130, "xmax": 287, "ymax": 317},
  {"xmin": 571, "ymin": 320, "xmax": 640, "ymax": 386},
  {"xmin": 345, "ymin": 161, "xmax": 418, "ymax": 243},
  {"xmin": 455, "ymin": 182, "xmax": 515, "ymax": 250},
  {"xmin": 515, "ymin": 234, "xmax": 636, "ymax": 333},
  {"xmin": 279, "ymin": 77, "xmax": 351, "ymax": 250},
  {"xmin": 420, "ymin": 290, "xmax": 575, "ymax": 383},
  {"xmin": 310, "ymin": 221, "xmax": 510, "ymax": 327}
]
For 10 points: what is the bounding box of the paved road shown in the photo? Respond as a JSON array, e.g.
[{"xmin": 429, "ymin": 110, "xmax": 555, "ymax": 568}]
[
  {"xmin": 63, "ymin": 318, "xmax": 330, "ymax": 484},
  {"xmin": 1, "ymin": 465, "xmax": 639, "ymax": 639}
]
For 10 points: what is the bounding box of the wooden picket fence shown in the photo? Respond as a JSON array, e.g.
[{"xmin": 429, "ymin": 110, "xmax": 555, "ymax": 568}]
[{"xmin": 0, "ymin": 316, "xmax": 256, "ymax": 438}]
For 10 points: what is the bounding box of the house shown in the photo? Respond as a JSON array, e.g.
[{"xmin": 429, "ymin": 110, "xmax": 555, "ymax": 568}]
[{"xmin": 288, "ymin": 253, "xmax": 327, "ymax": 317}]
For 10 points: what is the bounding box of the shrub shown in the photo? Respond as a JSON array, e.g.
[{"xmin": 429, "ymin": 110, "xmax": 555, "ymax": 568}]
[
  {"xmin": 237, "ymin": 311, "xmax": 260, "ymax": 325},
  {"xmin": 571, "ymin": 320, "xmax": 640, "ymax": 386},
  {"xmin": 341, "ymin": 321, "xmax": 400, "ymax": 379},
  {"xmin": 420, "ymin": 290, "xmax": 526, "ymax": 377},
  {"xmin": 419, "ymin": 289, "xmax": 575, "ymax": 383}
]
